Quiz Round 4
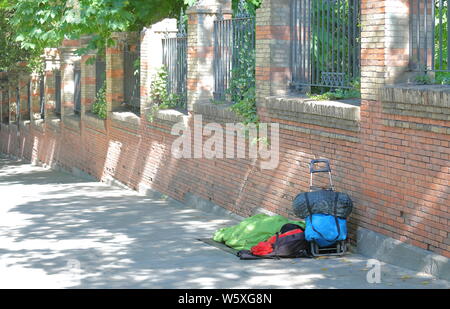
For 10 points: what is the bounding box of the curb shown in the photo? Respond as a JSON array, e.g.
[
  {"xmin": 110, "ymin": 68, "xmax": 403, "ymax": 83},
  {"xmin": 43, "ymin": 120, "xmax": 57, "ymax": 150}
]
[{"xmin": 357, "ymin": 227, "xmax": 450, "ymax": 281}]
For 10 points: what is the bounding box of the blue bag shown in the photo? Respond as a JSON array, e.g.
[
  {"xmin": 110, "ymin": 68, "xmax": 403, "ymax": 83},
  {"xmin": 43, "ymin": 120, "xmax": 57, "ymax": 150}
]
[{"xmin": 305, "ymin": 214, "xmax": 347, "ymax": 248}]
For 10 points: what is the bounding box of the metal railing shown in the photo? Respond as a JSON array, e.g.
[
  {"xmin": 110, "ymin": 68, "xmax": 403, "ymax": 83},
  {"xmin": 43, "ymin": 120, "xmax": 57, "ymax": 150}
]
[
  {"xmin": 96, "ymin": 57, "xmax": 106, "ymax": 94},
  {"xmin": 55, "ymin": 70, "xmax": 62, "ymax": 116},
  {"xmin": 39, "ymin": 75, "xmax": 45, "ymax": 119},
  {"xmin": 2, "ymin": 91, "xmax": 8, "ymax": 124},
  {"xmin": 124, "ymin": 43, "xmax": 140, "ymax": 115},
  {"xmin": 162, "ymin": 17, "xmax": 188, "ymax": 110},
  {"xmin": 290, "ymin": 0, "xmax": 361, "ymax": 91},
  {"xmin": 74, "ymin": 68, "xmax": 81, "ymax": 114},
  {"xmin": 27, "ymin": 80, "xmax": 31, "ymax": 119},
  {"xmin": 15, "ymin": 87, "xmax": 20, "ymax": 123},
  {"xmin": 0, "ymin": 86, "xmax": 8, "ymax": 123},
  {"xmin": 213, "ymin": 4, "xmax": 256, "ymax": 102},
  {"xmin": 410, "ymin": 0, "xmax": 450, "ymax": 74}
]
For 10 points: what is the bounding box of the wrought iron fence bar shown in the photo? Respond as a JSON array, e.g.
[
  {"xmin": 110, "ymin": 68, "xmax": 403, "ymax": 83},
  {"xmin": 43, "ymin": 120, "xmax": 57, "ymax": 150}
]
[
  {"xmin": 353, "ymin": 0, "xmax": 359, "ymax": 78},
  {"xmin": 27, "ymin": 80, "xmax": 31, "ymax": 116},
  {"xmin": 291, "ymin": 2, "xmax": 297, "ymax": 86},
  {"xmin": 300, "ymin": 0, "xmax": 304, "ymax": 83},
  {"xmin": 74, "ymin": 68, "xmax": 81, "ymax": 114},
  {"xmin": 55, "ymin": 71, "xmax": 61, "ymax": 116},
  {"xmin": 39, "ymin": 75, "xmax": 45, "ymax": 119},
  {"xmin": 16, "ymin": 88, "xmax": 20, "ymax": 122},
  {"xmin": 417, "ymin": 0, "xmax": 421, "ymax": 68},
  {"xmin": 439, "ymin": 0, "xmax": 443, "ymax": 70},
  {"xmin": 447, "ymin": 0, "xmax": 450, "ymax": 71},
  {"xmin": 96, "ymin": 58, "xmax": 106, "ymax": 94},
  {"xmin": 431, "ymin": 0, "xmax": 435, "ymax": 70},
  {"xmin": 316, "ymin": 0, "xmax": 320, "ymax": 86},
  {"xmin": 424, "ymin": 0, "xmax": 428, "ymax": 70},
  {"xmin": 331, "ymin": 0, "xmax": 335, "ymax": 75},
  {"xmin": 123, "ymin": 43, "xmax": 140, "ymax": 115}
]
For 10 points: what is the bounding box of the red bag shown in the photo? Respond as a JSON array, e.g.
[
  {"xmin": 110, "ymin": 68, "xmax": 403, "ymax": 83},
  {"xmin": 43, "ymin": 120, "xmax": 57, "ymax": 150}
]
[
  {"xmin": 251, "ymin": 241, "xmax": 273, "ymax": 256},
  {"xmin": 250, "ymin": 229, "xmax": 303, "ymax": 256}
]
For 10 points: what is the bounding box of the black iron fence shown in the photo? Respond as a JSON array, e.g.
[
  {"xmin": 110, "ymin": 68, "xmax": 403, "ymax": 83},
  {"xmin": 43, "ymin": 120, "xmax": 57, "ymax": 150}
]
[
  {"xmin": 2, "ymin": 91, "xmax": 9, "ymax": 124},
  {"xmin": 213, "ymin": 8, "xmax": 256, "ymax": 102},
  {"xmin": 39, "ymin": 75, "xmax": 45, "ymax": 119},
  {"xmin": 162, "ymin": 29, "xmax": 188, "ymax": 109},
  {"xmin": 124, "ymin": 43, "xmax": 141, "ymax": 115},
  {"xmin": 74, "ymin": 68, "xmax": 81, "ymax": 114},
  {"xmin": 410, "ymin": 0, "xmax": 450, "ymax": 77},
  {"xmin": 27, "ymin": 80, "xmax": 31, "ymax": 119},
  {"xmin": 15, "ymin": 87, "xmax": 20, "ymax": 123},
  {"xmin": 96, "ymin": 57, "xmax": 106, "ymax": 94},
  {"xmin": 290, "ymin": 0, "xmax": 361, "ymax": 91},
  {"xmin": 55, "ymin": 70, "xmax": 62, "ymax": 116}
]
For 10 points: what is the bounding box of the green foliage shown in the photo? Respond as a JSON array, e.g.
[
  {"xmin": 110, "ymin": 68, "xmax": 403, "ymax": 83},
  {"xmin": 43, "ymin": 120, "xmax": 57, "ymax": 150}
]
[
  {"xmin": 184, "ymin": 0, "xmax": 263, "ymax": 13},
  {"xmin": 307, "ymin": 79, "xmax": 360, "ymax": 100},
  {"xmin": 8, "ymin": 0, "xmax": 188, "ymax": 71},
  {"xmin": 4, "ymin": 0, "xmax": 263, "ymax": 71},
  {"xmin": 231, "ymin": 0, "xmax": 263, "ymax": 16},
  {"xmin": 147, "ymin": 66, "xmax": 183, "ymax": 122},
  {"xmin": 414, "ymin": 74, "xmax": 434, "ymax": 85},
  {"xmin": 92, "ymin": 83, "xmax": 107, "ymax": 119},
  {"xmin": 230, "ymin": 86, "xmax": 259, "ymax": 125},
  {"xmin": 0, "ymin": 2, "xmax": 36, "ymax": 71}
]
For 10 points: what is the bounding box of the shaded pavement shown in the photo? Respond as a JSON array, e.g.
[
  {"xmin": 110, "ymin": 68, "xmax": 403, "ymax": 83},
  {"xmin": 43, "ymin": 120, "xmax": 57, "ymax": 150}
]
[{"xmin": 0, "ymin": 155, "xmax": 449, "ymax": 289}]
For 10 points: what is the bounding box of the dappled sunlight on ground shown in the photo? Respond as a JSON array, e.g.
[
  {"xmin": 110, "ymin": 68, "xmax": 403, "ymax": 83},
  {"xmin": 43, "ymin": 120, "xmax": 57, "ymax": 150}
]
[{"xmin": 0, "ymin": 155, "xmax": 448, "ymax": 289}]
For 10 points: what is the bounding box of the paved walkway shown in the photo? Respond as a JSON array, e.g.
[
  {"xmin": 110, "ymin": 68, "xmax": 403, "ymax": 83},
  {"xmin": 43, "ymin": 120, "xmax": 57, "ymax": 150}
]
[{"xmin": 0, "ymin": 155, "xmax": 449, "ymax": 289}]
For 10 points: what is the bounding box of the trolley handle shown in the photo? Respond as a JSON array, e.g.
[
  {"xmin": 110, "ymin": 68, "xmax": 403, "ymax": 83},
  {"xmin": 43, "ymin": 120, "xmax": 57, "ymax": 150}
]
[
  {"xmin": 310, "ymin": 159, "xmax": 332, "ymax": 174},
  {"xmin": 309, "ymin": 159, "xmax": 334, "ymax": 191}
]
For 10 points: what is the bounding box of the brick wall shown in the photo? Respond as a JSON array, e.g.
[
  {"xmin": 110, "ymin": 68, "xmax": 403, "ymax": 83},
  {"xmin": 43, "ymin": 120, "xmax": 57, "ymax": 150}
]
[{"xmin": 0, "ymin": 0, "xmax": 449, "ymax": 259}]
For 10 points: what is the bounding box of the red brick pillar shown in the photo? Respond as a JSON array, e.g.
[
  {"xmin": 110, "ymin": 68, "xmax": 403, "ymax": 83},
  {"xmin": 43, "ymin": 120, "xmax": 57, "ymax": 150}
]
[
  {"xmin": 186, "ymin": 0, "xmax": 232, "ymax": 111},
  {"xmin": 106, "ymin": 32, "xmax": 127, "ymax": 115},
  {"xmin": 140, "ymin": 19, "xmax": 178, "ymax": 114},
  {"xmin": 7, "ymin": 73, "xmax": 18, "ymax": 123},
  {"xmin": 80, "ymin": 36, "xmax": 97, "ymax": 115},
  {"xmin": 30, "ymin": 73, "xmax": 41, "ymax": 120},
  {"xmin": 43, "ymin": 48, "xmax": 61, "ymax": 119},
  {"xmin": 60, "ymin": 39, "xmax": 82, "ymax": 118},
  {"xmin": 360, "ymin": 0, "xmax": 413, "ymax": 100},
  {"xmin": 18, "ymin": 70, "xmax": 31, "ymax": 121},
  {"xmin": 255, "ymin": 0, "xmax": 292, "ymax": 101}
]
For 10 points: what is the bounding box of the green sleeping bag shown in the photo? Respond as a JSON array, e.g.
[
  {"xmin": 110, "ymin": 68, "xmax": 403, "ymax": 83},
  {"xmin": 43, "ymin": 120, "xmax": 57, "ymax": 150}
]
[{"xmin": 213, "ymin": 214, "xmax": 305, "ymax": 251}]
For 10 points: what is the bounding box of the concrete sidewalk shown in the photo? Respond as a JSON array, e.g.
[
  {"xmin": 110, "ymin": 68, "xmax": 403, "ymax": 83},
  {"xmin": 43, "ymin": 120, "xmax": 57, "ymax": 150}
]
[{"xmin": 0, "ymin": 155, "xmax": 449, "ymax": 289}]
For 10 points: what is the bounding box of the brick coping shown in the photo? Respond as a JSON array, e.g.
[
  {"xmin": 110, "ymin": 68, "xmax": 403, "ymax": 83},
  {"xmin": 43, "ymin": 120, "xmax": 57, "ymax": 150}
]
[
  {"xmin": 84, "ymin": 112, "xmax": 106, "ymax": 131},
  {"xmin": 111, "ymin": 111, "xmax": 140, "ymax": 131},
  {"xmin": 381, "ymin": 84, "xmax": 450, "ymax": 108},
  {"xmin": 258, "ymin": 95, "xmax": 361, "ymax": 122},
  {"xmin": 31, "ymin": 119, "xmax": 45, "ymax": 132},
  {"xmin": 47, "ymin": 117, "xmax": 61, "ymax": 131},
  {"xmin": 154, "ymin": 109, "xmax": 189, "ymax": 124},
  {"xmin": 192, "ymin": 102, "xmax": 242, "ymax": 122},
  {"xmin": 63, "ymin": 114, "xmax": 81, "ymax": 132}
]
